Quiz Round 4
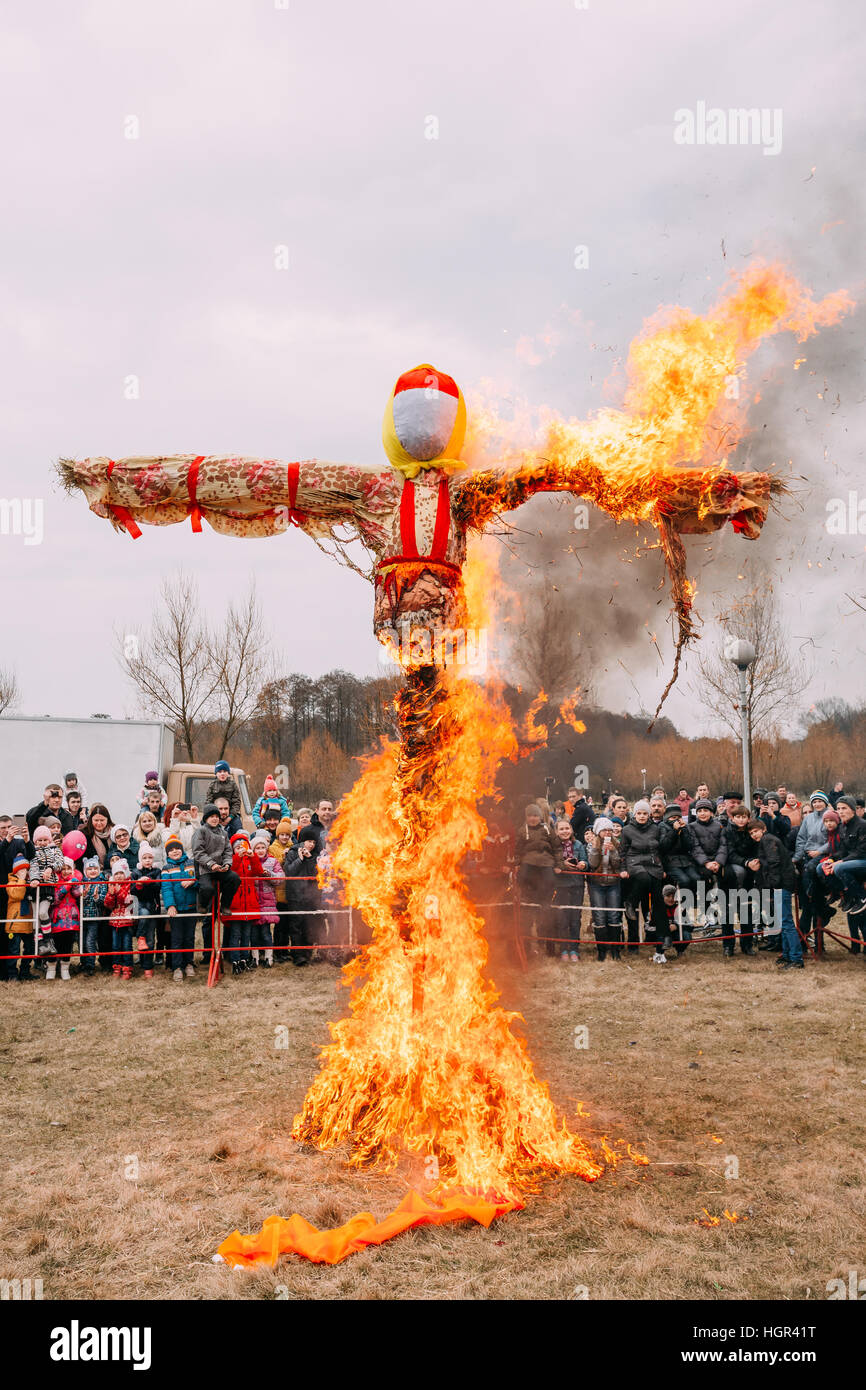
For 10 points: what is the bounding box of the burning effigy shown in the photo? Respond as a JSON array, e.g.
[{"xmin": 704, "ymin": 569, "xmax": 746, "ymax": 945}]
[{"xmin": 59, "ymin": 264, "xmax": 850, "ymax": 1265}]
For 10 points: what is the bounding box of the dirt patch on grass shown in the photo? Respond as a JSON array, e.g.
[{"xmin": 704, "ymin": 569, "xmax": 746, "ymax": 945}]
[{"xmin": 1, "ymin": 945, "xmax": 863, "ymax": 1300}]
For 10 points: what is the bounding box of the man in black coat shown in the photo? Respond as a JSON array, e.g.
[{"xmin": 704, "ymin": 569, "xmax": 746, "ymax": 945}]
[
  {"xmin": 746, "ymin": 818, "xmax": 798, "ymax": 958},
  {"xmin": 621, "ymin": 800, "xmax": 668, "ymax": 959},
  {"xmin": 569, "ymin": 789, "xmax": 593, "ymax": 841},
  {"xmin": 26, "ymin": 784, "xmax": 74, "ymax": 838}
]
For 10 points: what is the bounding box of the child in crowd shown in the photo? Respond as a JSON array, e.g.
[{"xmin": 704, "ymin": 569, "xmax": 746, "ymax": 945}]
[
  {"xmin": 104, "ymin": 861, "xmax": 135, "ymax": 980},
  {"xmin": 132, "ymin": 843, "xmax": 162, "ymax": 978},
  {"xmin": 80, "ymin": 856, "xmax": 107, "ymax": 977},
  {"xmin": 161, "ymin": 834, "xmax": 199, "ymax": 981},
  {"xmin": 552, "ymin": 817, "xmax": 587, "ymax": 962},
  {"xmin": 584, "ymin": 818, "xmax": 624, "ymax": 961},
  {"xmin": 205, "ymin": 761, "xmax": 242, "ymax": 818},
  {"xmin": 225, "ymin": 830, "xmax": 264, "ymax": 975},
  {"xmin": 269, "ymin": 818, "xmax": 295, "ymax": 960},
  {"xmin": 252, "ymin": 776, "xmax": 292, "ymax": 828},
  {"xmin": 5, "ymin": 850, "xmax": 34, "ymax": 980},
  {"xmin": 161, "ymin": 834, "xmax": 198, "ymax": 979},
  {"xmin": 64, "ymin": 771, "xmax": 88, "ymax": 807},
  {"xmin": 136, "ymin": 771, "xmax": 167, "ymax": 816},
  {"xmin": 48, "ymin": 858, "xmax": 82, "ymax": 980},
  {"xmin": 250, "ymin": 832, "xmax": 283, "ymax": 967},
  {"xmin": 28, "ymin": 825, "xmax": 64, "ymax": 932}
]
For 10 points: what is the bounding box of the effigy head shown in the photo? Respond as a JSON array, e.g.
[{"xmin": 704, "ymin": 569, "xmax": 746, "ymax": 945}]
[{"xmin": 382, "ymin": 364, "xmax": 466, "ymax": 479}]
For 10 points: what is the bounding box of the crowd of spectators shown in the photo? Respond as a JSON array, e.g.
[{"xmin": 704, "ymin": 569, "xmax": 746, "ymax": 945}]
[
  {"xmin": 468, "ymin": 782, "xmax": 866, "ymax": 970},
  {"xmin": 3, "ymin": 766, "xmax": 863, "ymax": 983},
  {"xmin": 0, "ymin": 762, "xmax": 339, "ymax": 981}
]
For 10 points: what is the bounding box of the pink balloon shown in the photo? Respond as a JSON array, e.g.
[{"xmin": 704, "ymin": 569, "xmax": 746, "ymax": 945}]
[{"xmin": 62, "ymin": 830, "xmax": 87, "ymax": 861}]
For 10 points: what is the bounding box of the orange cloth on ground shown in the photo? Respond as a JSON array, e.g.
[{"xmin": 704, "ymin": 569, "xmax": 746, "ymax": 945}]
[{"xmin": 217, "ymin": 1188, "xmax": 523, "ymax": 1267}]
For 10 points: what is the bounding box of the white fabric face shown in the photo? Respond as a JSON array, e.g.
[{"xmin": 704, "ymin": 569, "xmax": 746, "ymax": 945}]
[{"xmin": 392, "ymin": 387, "xmax": 459, "ymax": 460}]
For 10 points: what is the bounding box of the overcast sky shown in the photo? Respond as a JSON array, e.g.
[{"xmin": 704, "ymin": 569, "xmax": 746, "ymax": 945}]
[{"xmin": 0, "ymin": 0, "xmax": 862, "ymax": 736}]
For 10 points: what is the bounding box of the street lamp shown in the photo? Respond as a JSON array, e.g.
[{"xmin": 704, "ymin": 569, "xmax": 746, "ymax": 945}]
[
  {"xmin": 641, "ymin": 768, "xmax": 647, "ymax": 794},
  {"xmin": 725, "ymin": 637, "xmax": 756, "ymax": 808}
]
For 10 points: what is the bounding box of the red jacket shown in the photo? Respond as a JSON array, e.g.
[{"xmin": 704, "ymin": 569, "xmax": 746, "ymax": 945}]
[{"xmin": 227, "ymin": 851, "xmax": 264, "ymax": 921}]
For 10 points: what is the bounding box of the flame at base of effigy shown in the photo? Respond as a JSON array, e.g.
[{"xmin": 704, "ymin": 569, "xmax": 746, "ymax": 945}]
[{"xmin": 217, "ymin": 647, "xmax": 610, "ymax": 1268}]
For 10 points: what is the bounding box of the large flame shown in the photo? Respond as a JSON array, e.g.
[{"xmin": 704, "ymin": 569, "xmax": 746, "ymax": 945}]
[{"xmin": 292, "ymin": 551, "xmax": 603, "ymax": 1195}]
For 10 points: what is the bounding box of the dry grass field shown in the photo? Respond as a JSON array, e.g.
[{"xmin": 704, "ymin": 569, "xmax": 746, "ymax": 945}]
[{"xmin": 1, "ymin": 940, "xmax": 863, "ymax": 1301}]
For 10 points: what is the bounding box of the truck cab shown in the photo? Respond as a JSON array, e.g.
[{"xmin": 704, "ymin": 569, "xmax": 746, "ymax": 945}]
[{"xmin": 167, "ymin": 765, "xmax": 255, "ymax": 830}]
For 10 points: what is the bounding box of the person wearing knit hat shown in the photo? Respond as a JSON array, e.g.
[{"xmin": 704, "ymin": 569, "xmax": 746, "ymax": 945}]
[
  {"xmin": 817, "ymin": 795, "xmax": 866, "ymax": 935},
  {"xmin": 268, "ymin": 818, "xmax": 295, "ymax": 959},
  {"xmin": 584, "ymin": 817, "xmax": 624, "ymax": 961},
  {"xmin": 162, "ymin": 833, "xmax": 199, "ymax": 980},
  {"xmin": 191, "ymin": 804, "xmax": 241, "ymax": 969},
  {"xmin": 282, "ymin": 825, "xmax": 323, "ymax": 967},
  {"xmin": 204, "ymin": 761, "xmax": 242, "ymax": 819},
  {"xmin": 515, "ymin": 802, "xmax": 558, "ymax": 958},
  {"xmin": 224, "ymin": 828, "xmax": 263, "ymax": 975},
  {"xmin": 5, "ymin": 850, "xmax": 34, "ymax": 980},
  {"xmin": 136, "ymin": 771, "xmax": 167, "ymax": 819},
  {"xmin": 252, "ymin": 778, "xmax": 292, "ymax": 829},
  {"xmin": 621, "ymin": 799, "xmax": 669, "ymax": 960},
  {"xmin": 792, "ymin": 791, "xmax": 836, "ymax": 945}
]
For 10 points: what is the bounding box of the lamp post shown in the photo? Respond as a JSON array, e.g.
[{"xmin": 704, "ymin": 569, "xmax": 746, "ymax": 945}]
[
  {"xmin": 641, "ymin": 768, "xmax": 647, "ymax": 794},
  {"xmin": 725, "ymin": 637, "xmax": 756, "ymax": 808}
]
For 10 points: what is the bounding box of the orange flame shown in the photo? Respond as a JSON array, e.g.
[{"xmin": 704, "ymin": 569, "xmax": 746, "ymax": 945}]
[{"xmin": 292, "ymin": 552, "xmax": 603, "ymax": 1196}]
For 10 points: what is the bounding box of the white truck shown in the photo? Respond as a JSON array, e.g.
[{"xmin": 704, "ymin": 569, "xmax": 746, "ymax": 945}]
[{"xmin": 0, "ymin": 715, "xmax": 254, "ymax": 826}]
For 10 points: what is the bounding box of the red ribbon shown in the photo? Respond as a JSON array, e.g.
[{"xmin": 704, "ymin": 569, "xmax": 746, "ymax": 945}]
[
  {"xmin": 105, "ymin": 460, "xmax": 142, "ymax": 540},
  {"xmin": 399, "ymin": 479, "xmax": 418, "ymax": 556},
  {"xmin": 187, "ymin": 456, "xmax": 204, "ymax": 532},
  {"xmin": 287, "ymin": 461, "xmax": 302, "ymax": 526},
  {"xmin": 430, "ymin": 478, "xmax": 451, "ymax": 560}
]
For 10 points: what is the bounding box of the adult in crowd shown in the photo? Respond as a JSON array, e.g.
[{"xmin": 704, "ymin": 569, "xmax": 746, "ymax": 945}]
[
  {"xmin": 792, "ymin": 791, "xmax": 831, "ymax": 936},
  {"xmin": 109, "ymin": 824, "xmax": 140, "ymax": 874},
  {"xmin": 780, "ymin": 790, "xmax": 803, "ymax": 830},
  {"xmin": 514, "ymin": 804, "xmax": 558, "ymax": 956},
  {"xmin": 282, "ymin": 825, "xmax": 323, "ymax": 965},
  {"xmin": 760, "ymin": 794, "xmax": 794, "ymax": 849},
  {"xmin": 310, "ymin": 798, "xmax": 335, "ymax": 851},
  {"xmin": 746, "ymin": 818, "xmax": 799, "ymax": 965},
  {"xmin": 568, "ymin": 787, "xmax": 593, "ymax": 841},
  {"xmin": 621, "ymin": 799, "xmax": 668, "ymax": 960},
  {"xmin": 26, "ymin": 784, "xmax": 74, "ymax": 838},
  {"xmin": 584, "ymin": 817, "xmax": 624, "ymax": 961},
  {"xmin": 675, "ymin": 787, "xmax": 692, "ymax": 819},
  {"xmin": 192, "ymin": 803, "xmax": 241, "ymax": 966},
  {"xmin": 65, "ymin": 790, "xmax": 88, "ymax": 829},
  {"xmin": 552, "ymin": 817, "xmax": 587, "ymax": 962},
  {"xmin": 814, "ymin": 795, "xmax": 866, "ymax": 925},
  {"xmin": 0, "ymin": 816, "xmax": 31, "ymax": 980},
  {"xmin": 214, "ymin": 795, "xmax": 243, "ymax": 841},
  {"xmin": 132, "ymin": 809, "xmax": 166, "ymax": 867},
  {"xmin": 82, "ymin": 804, "xmax": 115, "ymax": 972},
  {"xmin": 687, "ymin": 784, "xmax": 711, "ymax": 821}
]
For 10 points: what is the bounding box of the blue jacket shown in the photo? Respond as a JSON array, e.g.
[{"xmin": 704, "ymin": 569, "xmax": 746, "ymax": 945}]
[
  {"xmin": 252, "ymin": 793, "xmax": 292, "ymax": 828},
  {"xmin": 161, "ymin": 855, "xmax": 199, "ymax": 913}
]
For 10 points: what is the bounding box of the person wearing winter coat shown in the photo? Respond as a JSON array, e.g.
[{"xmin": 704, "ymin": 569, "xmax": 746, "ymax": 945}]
[
  {"xmin": 745, "ymin": 820, "xmax": 800, "ymax": 965},
  {"xmin": 192, "ymin": 805, "xmax": 241, "ymax": 969},
  {"xmin": 204, "ymin": 761, "xmax": 242, "ymax": 818},
  {"xmin": 221, "ymin": 830, "xmax": 264, "ymax": 974},
  {"xmin": 268, "ymin": 818, "xmax": 295, "ymax": 960},
  {"xmin": 659, "ymin": 804, "xmax": 700, "ymax": 894},
  {"xmin": 814, "ymin": 796, "xmax": 866, "ymax": 951},
  {"xmin": 46, "ymin": 858, "xmax": 82, "ymax": 980},
  {"xmin": 132, "ymin": 843, "xmax": 163, "ymax": 977},
  {"xmin": 252, "ymin": 776, "xmax": 292, "ymax": 828},
  {"xmin": 26, "ymin": 785, "xmax": 74, "ymax": 838},
  {"xmin": 80, "ymin": 856, "xmax": 107, "ymax": 977},
  {"xmin": 282, "ymin": 826, "xmax": 323, "ymax": 966},
  {"xmin": 136, "ymin": 772, "xmax": 167, "ymax": 817},
  {"xmin": 28, "ymin": 824, "xmax": 64, "ymax": 946},
  {"xmin": 104, "ymin": 862, "xmax": 135, "ymax": 979},
  {"xmin": 792, "ymin": 791, "xmax": 831, "ymax": 937},
  {"xmin": 584, "ymin": 817, "xmax": 624, "ymax": 961},
  {"xmin": 4, "ymin": 851, "xmax": 34, "ymax": 981},
  {"xmin": 161, "ymin": 836, "xmax": 199, "ymax": 980},
  {"xmin": 551, "ymin": 818, "xmax": 587, "ymax": 961},
  {"xmin": 568, "ymin": 791, "xmax": 593, "ymax": 842},
  {"xmin": 720, "ymin": 804, "xmax": 757, "ymax": 955},
  {"xmin": 620, "ymin": 800, "xmax": 668, "ymax": 960},
  {"xmin": 214, "ymin": 796, "xmax": 243, "ymax": 841},
  {"xmin": 514, "ymin": 804, "xmax": 558, "ymax": 957},
  {"xmin": 249, "ymin": 832, "xmax": 284, "ymax": 967},
  {"xmin": 760, "ymin": 794, "xmax": 795, "ymax": 850},
  {"xmin": 108, "ymin": 824, "xmax": 140, "ymax": 874}
]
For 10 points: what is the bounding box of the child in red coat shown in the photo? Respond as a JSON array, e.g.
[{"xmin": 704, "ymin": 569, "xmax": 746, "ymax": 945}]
[{"xmin": 225, "ymin": 831, "xmax": 264, "ymax": 975}]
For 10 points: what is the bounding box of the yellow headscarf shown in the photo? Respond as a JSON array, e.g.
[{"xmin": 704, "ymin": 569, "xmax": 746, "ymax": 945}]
[{"xmin": 382, "ymin": 364, "xmax": 467, "ymax": 480}]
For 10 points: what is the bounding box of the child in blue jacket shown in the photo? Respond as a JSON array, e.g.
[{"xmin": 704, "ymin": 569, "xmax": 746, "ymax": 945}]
[{"xmin": 162, "ymin": 835, "xmax": 200, "ymax": 980}]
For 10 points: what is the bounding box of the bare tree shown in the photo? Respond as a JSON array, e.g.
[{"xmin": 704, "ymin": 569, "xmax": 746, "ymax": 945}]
[
  {"xmin": 0, "ymin": 666, "xmax": 20, "ymax": 714},
  {"xmin": 693, "ymin": 585, "xmax": 813, "ymax": 741},
  {"xmin": 511, "ymin": 586, "xmax": 592, "ymax": 705},
  {"xmin": 211, "ymin": 584, "xmax": 274, "ymax": 758},
  {"xmin": 118, "ymin": 574, "xmax": 219, "ymax": 760}
]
